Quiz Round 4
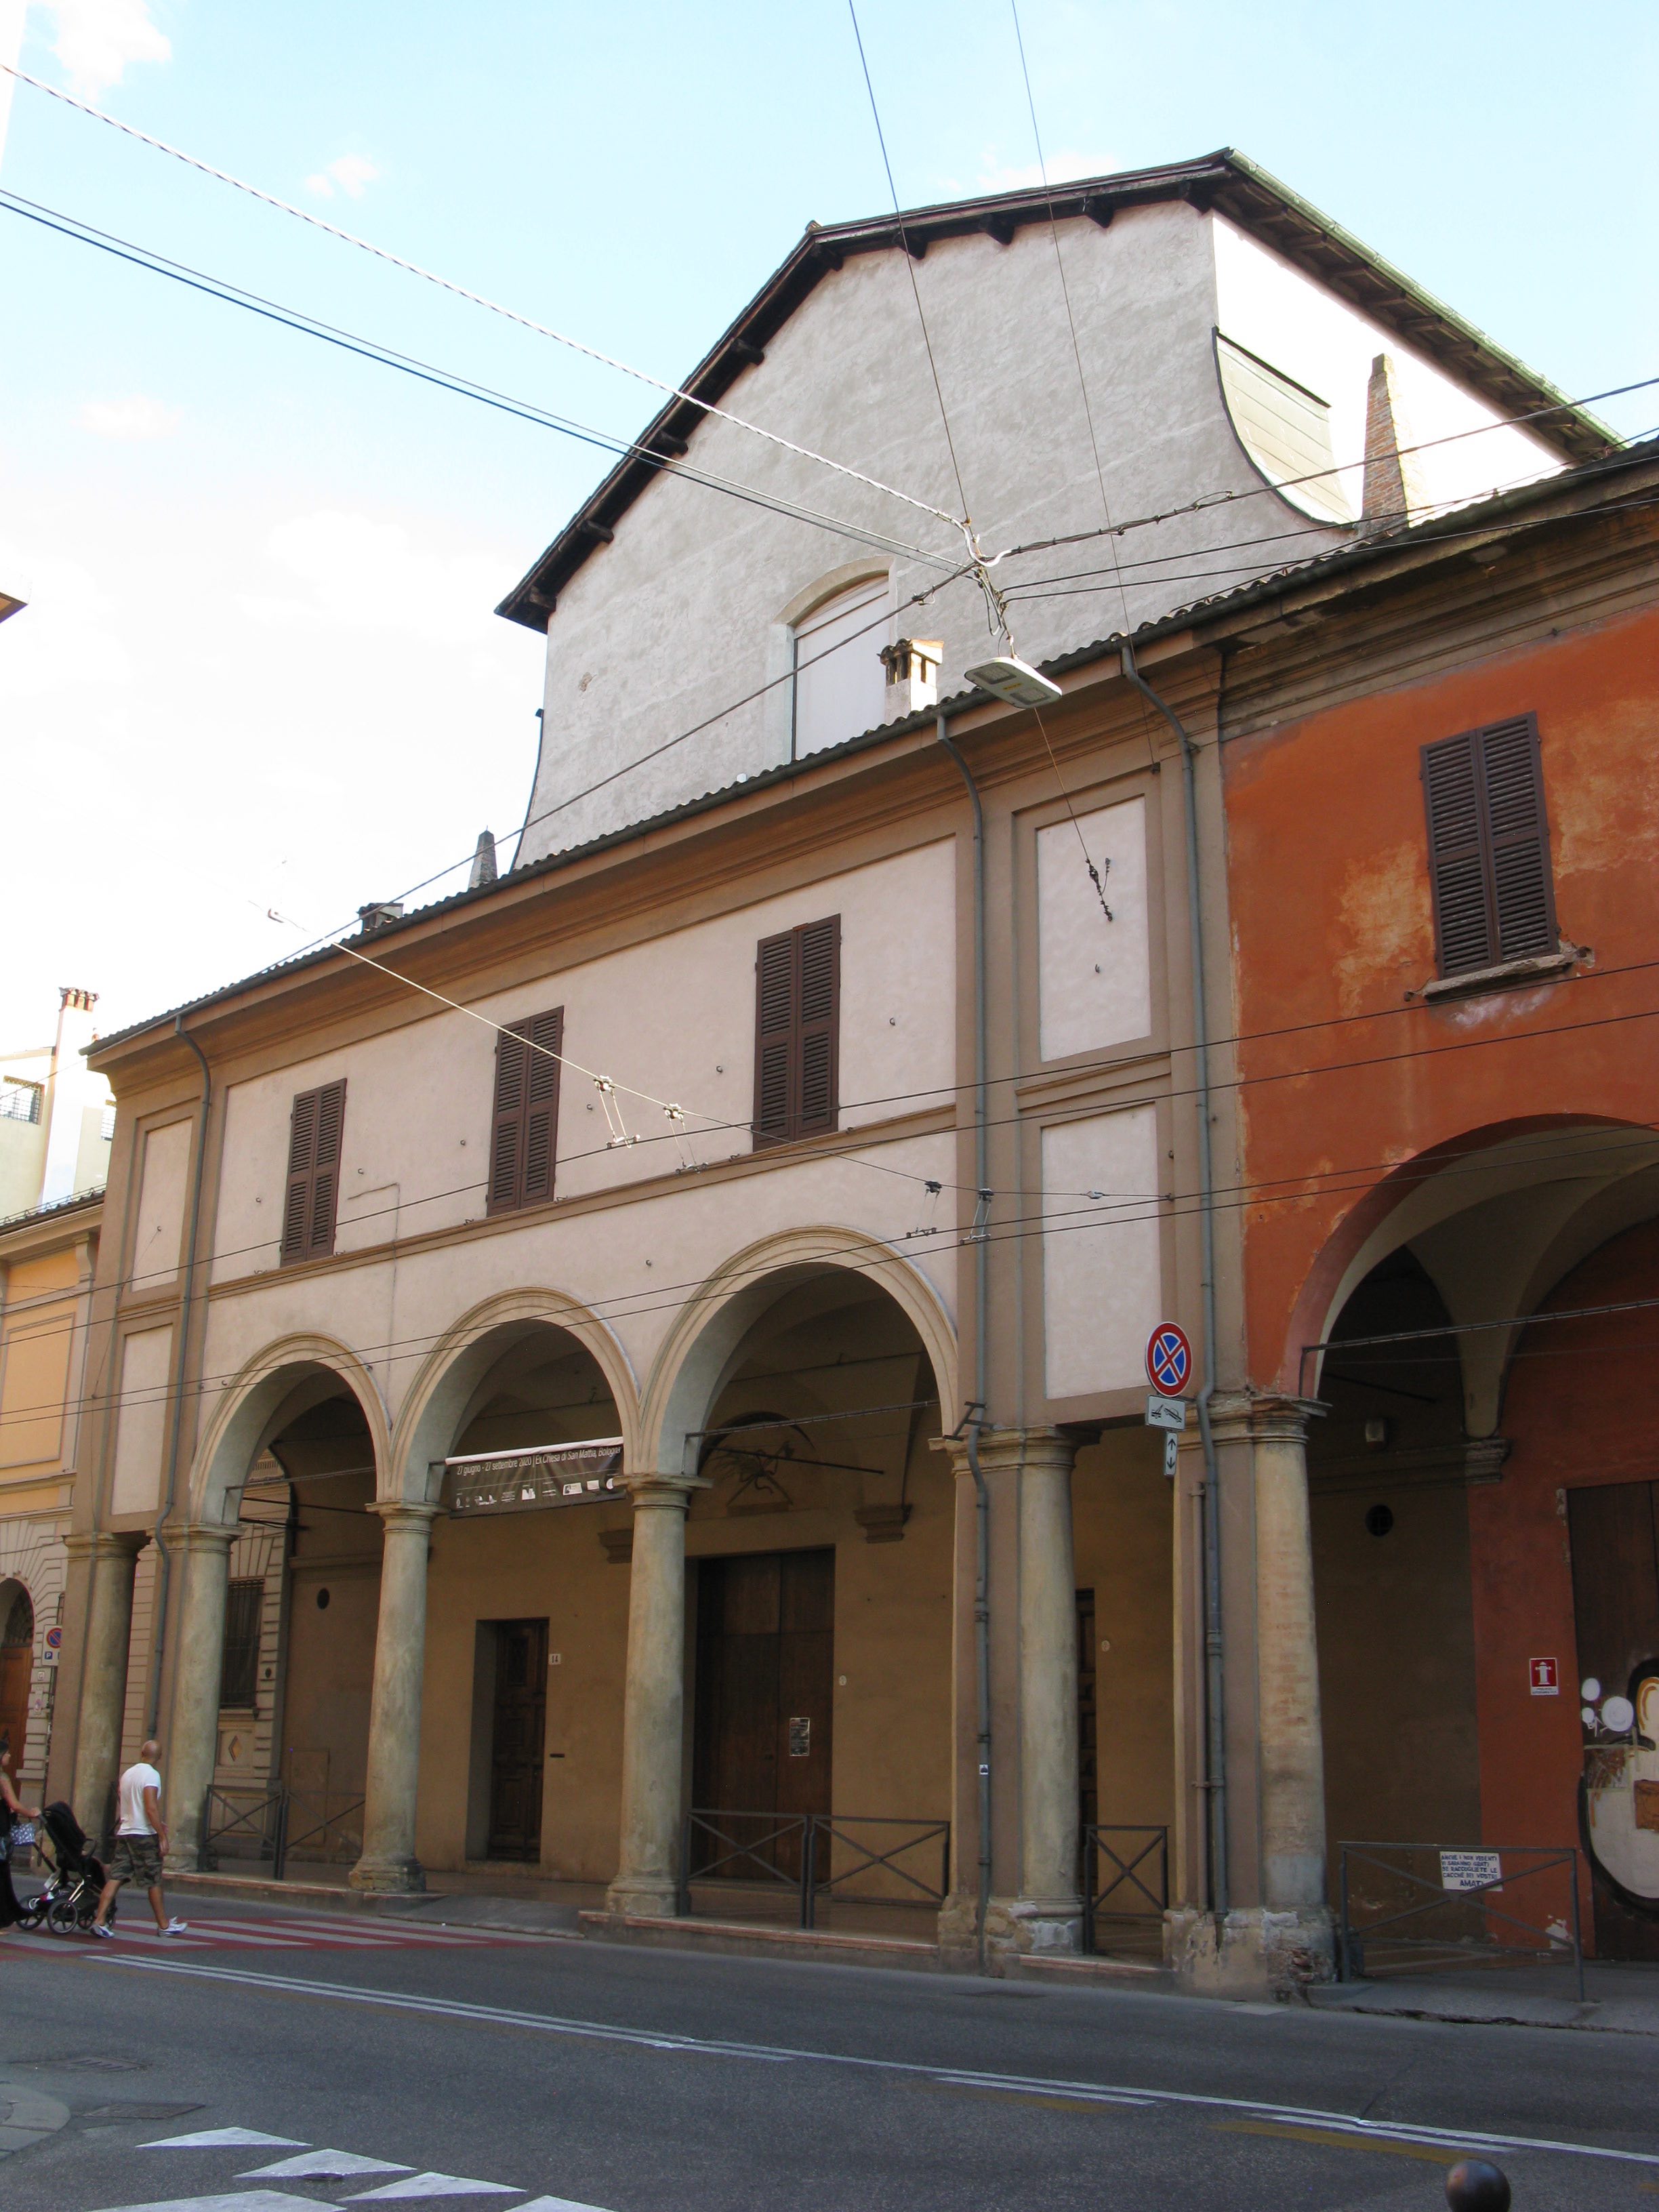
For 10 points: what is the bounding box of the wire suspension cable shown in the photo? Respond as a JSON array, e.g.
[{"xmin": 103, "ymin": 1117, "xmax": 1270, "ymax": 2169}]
[{"xmin": 0, "ymin": 62, "xmax": 964, "ymax": 532}]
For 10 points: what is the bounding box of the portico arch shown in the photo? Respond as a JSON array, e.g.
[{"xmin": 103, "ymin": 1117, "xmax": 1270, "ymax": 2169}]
[
  {"xmin": 189, "ymin": 1334, "xmax": 390, "ymax": 1530},
  {"xmin": 391, "ymin": 1288, "xmax": 641, "ymax": 1504},
  {"xmin": 641, "ymin": 1226, "xmax": 958, "ymax": 1479}
]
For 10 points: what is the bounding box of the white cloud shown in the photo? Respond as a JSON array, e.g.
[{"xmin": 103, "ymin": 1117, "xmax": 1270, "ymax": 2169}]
[
  {"xmin": 78, "ymin": 393, "xmax": 182, "ymax": 439},
  {"xmin": 39, "ymin": 0, "xmax": 170, "ymax": 98},
  {"xmin": 305, "ymin": 153, "xmax": 380, "ymax": 201},
  {"xmin": 976, "ymin": 150, "xmax": 1118, "ymax": 193}
]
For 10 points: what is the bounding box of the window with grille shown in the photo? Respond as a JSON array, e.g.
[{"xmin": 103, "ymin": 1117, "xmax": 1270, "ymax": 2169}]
[
  {"xmin": 1, "ymin": 1079, "xmax": 42, "ymax": 1124},
  {"xmin": 280, "ymin": 1080, "xmax": 346, "ymax": 1262},
  {"xmin": 1420, "ymin": 715, "xmax": 1557, "ymax": 977},
  {"xmin": 753, "ymin": 918, "xmax": 840, "ymax": 1147},
  {"xmin": 219, "ymin": 1578, "xmax": 264, "ymax": 1708},
  {"xmin": 487, "ymin": 1008, "xmax": 563, "ymax": 1212}
]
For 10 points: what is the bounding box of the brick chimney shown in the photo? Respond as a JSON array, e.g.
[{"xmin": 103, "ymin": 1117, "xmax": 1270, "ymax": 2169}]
[{"xmin": 1359, "ymin": 353, "xmax": 1425, "ymax": 535}]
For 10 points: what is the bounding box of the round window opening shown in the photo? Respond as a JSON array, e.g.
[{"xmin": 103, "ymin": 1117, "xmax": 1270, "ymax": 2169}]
[
  {"xmin": 1364, "ymin": 1504, "xmax": 1395, "ymax": 1539},
  {"xmin": 316, "ymin": 1587, "xmax": 331, "ymax": 1611}
]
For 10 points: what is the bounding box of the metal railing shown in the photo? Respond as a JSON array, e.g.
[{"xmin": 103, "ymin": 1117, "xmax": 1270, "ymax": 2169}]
[
  {"xmin": 200, "ymin": 1785, "xmax": 365, "ymax": 1882},
  {"xmin": 680, "ymin": 1809, "xmax": 949, "ymax": 1931},
  {"xmin": 1338, "ymin": 1841, "xmax": 1584, "ymax": 2001},
  {"xmin": 1081, "ymin": 1824, "xmax": 1169, "ymax": 1953}
]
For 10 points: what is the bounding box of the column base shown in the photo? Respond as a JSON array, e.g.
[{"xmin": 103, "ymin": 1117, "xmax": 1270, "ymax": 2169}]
[
  {"xmin": 348, "ymin": 1855, "xmax": 426, "ymax": 1896},
  {"xmin": 1165, "ymin": 1904, "xmax": 1334, "ymax": 1999},
  {"xmin": 936, "ymin": 1891, "xmax": 1082, "ymax": 1969},
  {"xmin": 604, "ymin": 1877, "xmax": 682, "ymax": 1919}
]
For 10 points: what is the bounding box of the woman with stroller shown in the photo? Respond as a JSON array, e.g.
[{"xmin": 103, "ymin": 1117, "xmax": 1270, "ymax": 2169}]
[{"xmin": 0, "ymin": 1730, "xmax": 43, "ymax": 1935}]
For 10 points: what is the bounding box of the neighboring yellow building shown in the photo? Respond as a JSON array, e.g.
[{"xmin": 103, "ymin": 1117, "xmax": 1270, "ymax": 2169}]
[
  {"xmin": 0, "ymin": 1187, "xmax": 100, "ymax": 1801},
  {"xmin": 0, "ymin": 986, "xmax": 113, "ymax": 1799},
  {"xmin": 1, "ymin": 987, "xmax": 115, "ymax": 1221}
]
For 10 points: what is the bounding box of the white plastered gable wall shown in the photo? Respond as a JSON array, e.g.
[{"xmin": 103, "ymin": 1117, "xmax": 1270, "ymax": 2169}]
[
  {"xmin": 518, "ymin": 200, "xmax": 1346, "ymax": 864},
  {"xmin": 1210, "ymin": 221, "xmax": 1562, "ymax": 518}
]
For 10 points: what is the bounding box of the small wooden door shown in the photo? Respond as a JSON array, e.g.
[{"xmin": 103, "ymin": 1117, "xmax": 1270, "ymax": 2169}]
[
  {"xmin": 694, "ymin": 1550, "xmax": 834, "ymax": 1875},
  {"xmin": 487, "ymin": 1618, "xmax": 547, "ymax": 1861}
]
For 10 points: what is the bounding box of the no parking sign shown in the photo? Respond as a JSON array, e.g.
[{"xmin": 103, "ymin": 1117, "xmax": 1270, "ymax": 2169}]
[{"xmin": 1145, "ymin": 1323, "xmax": 1192, "ymax": 1397}]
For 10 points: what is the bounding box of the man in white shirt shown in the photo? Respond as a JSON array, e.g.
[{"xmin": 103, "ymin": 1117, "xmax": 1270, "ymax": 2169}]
[{"xmin": 91, "ymin": 1738, "xmax": 187, "ymax": 1937}]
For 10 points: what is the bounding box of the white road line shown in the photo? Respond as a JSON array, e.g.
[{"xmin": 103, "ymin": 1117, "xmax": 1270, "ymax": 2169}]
[{"xmin": 95, "ymin": 1955, "xmax": 1659, "ymax": 2170}]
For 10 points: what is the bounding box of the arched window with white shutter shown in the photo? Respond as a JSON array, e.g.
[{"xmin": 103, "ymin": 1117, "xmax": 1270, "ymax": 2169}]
[{"xmin": 790, "ymin": 573, "xmax": 890, "ymax": 759}]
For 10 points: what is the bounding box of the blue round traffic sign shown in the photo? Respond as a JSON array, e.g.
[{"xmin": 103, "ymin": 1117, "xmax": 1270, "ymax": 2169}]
[{"xmin": 1146, "ymin": 1323, "xmax": 1191, "ymax": 1395}]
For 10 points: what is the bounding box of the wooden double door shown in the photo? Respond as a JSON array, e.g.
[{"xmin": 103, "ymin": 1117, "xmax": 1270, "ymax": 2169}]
[
  {"xmin": 487, "ymin": 1618, "xmax": 547, "ymax": 1861},
  {"xmin": 693, "ymin": 1549, "xmax": 834, "ymax": 1875}
]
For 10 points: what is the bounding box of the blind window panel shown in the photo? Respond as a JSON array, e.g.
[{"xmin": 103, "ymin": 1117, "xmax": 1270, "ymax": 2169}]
[
  {"xmin": 1421, "ymin": 715, "xmax": 1557, "ymax": 977},
  {"xmin": 219, "ymin": 1578, "xmax": 264, "ymax": 1709},
  {"xmin": 488, "ymin": 1007, "xmax": 564, "ymax": 1212},
  {"xmin": 280, "ymin": 1078, "xmax": 347, "ymax": 1263},
  {"xmin": 792, "ymin": 583, "xmax": 888, "ymax": 758},
  {"xmin": 752, "ymin": 917, "xmax": 840, "ymax": 1146}
]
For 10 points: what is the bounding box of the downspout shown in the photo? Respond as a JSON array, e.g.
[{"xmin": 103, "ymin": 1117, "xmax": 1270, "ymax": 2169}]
[
  {"xmin": 936, "ymin": 710, "xmax": 994, "ymax": 1970},
  {"xmin": 148, "ymin": 1017, "xmax": 212, "ymax": 1733},
  {"xmin": 1119, "ymin": 643, "xmax": 1229, "ymax": 1922}
]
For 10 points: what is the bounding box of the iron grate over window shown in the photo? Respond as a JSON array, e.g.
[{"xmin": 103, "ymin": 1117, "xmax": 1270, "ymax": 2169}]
[
  {"xmin": 219, "ymin": 1578, "xmax": 264, "ymax": 1709},
  {"xmin": 0, "ymin": 1081, "xmax": 43, "ymax": 1124}
]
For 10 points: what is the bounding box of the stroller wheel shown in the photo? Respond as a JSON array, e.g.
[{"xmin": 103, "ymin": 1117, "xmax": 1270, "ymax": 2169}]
[
  {"xmin": 18, "ymin": 1893, "xmax": 48, "ymax": 1929},
  {"xmin": 45, "ymin": 1895, "xmax": 81, "ymax": 1938}
]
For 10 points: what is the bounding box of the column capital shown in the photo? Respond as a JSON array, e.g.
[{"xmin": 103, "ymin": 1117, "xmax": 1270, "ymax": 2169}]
[
  {"xmin": 622, "ymin": 1471, "xmax": 709, "ymax": 1511},
  {"xmin": 932, "ymin": 1425, "xmax": 1077, "ymax": 1480},
  {"xmin": 371, "ymin": 1498, "xmax": 443, "ymax": 1533},
  {"xmin": 1464, "ymin": 1433, "xmax": 1511, "ymax": 1486},
  {"xmin": 1206, "ymin": 1392, "xmax": 1326, "ymax": 1447},
  {"xmin": 63, "ymin": 1528, "xmax": 146, "ymax": 1564},
  {"xmin": 171, "ymin": 1521, "xmax": 239, "ymax": 1557}
]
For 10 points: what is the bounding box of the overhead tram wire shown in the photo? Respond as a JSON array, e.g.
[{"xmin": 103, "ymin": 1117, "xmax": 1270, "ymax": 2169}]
[
  {"xmin": 0, "ymin": 62, "xmax": 966, "ymax": 539},
  {"xmin": 844, "ymin": 3, "xmax": 974, "ymax": 535},
  {"xmin": 991, "ymin": 373, "xmax": 1659, "ymax": 568},
  {"xmin": 13, "ymin": 1066, "xmax": 1659, "ymax": 1362},
  {"xmin": 10, "ymin": 1136, "xmax": 1659, "ymax": 1433},
  {"xmin": 0, "ymin": 188, "xmax": 957, "ymax": 577}
]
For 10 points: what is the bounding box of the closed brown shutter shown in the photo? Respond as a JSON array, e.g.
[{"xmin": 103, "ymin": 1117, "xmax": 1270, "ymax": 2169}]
[
  {"xmin": 488, "ymin": 1008, "xmax": 563, "ymax": 1212},
  {"xmin": 753, "ymin": 918, "xmax": 840, "ymax": 1146},
  {"xmin": 796, "ymin": 916, "xmax": 839, "ymax": 1136},
  {"xmin": 280, "ymin": 1078, "xmax": 346, "ymax": 1263},
  {"xmin": 754, "ymin": 931, "xmax": 796, "ymax": 1146},
  {"xmin": 1421, "ymin": 715, "xmax": 1556, "ymax": 977}
]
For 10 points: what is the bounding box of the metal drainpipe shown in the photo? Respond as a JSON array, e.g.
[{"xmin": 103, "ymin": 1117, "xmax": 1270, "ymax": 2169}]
[
  {"xmin": 936, "ymin": 710, "xmax": 994, "ymax": 1969},
  {"xmin": 1119, "ymin": 643, "xmax": 1229, "ymax": 1923},
  {"xmin": 148, "ymin": 1017, "xmax": 213, "ymax": 1734}
]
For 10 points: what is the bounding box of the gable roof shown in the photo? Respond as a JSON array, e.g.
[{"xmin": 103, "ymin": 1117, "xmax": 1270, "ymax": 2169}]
[{"xmin": 495, "ymin": 148, "xmax": 1618, "ymax": 632}]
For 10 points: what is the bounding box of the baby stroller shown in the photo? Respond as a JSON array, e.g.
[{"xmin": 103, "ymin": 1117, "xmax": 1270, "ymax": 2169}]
[{"xmin": 23, "ymin": 1801, "xmax": 115, "ymax": 1936}]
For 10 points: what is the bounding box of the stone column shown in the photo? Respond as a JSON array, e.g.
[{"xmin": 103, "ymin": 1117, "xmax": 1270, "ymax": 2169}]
[
  {"xmin": 163, "ymin": 1524, "xmax": 237, "ymax": 1872},
  {"xmin": 1252, "ymin": 1398, "xmax": 1328, "ymax": 1919},
  {"xmin": 1014, "ymin": 1429, "xmax": 1082, "ymax": 1951},
  {"xmin": 352, "ymin": 1500, "xmax": 440, "ymax": 1893},
  {"xmin": 60, "ymin": 1530, "xmax": 143, "ymax": 1835},
  {"xmin": 606, "ymin": 1472, "xmax": 703, "ymax": 1917}
]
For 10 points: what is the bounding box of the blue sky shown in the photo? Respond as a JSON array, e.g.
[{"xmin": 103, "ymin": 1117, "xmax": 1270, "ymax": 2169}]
[{"xmin": 2, "ymin": 0, "xmax": 1655, "ymax": 1054}]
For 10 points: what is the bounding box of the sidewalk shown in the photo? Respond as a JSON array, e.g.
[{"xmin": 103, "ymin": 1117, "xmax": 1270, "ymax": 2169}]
[{"xmin": 1311, "ymin": 1957, "xmax": 1659, "ymax": 2036}]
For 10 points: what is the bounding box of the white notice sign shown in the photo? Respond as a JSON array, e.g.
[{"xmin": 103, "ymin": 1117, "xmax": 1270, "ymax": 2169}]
[
  {"xmin": 1145, "ymin": 1393, "xmax": 1187, "ymax": 1432},
  {"xmin": 1439, "ymin": 1849, "xmax": 1502, "ymax": 1893}
]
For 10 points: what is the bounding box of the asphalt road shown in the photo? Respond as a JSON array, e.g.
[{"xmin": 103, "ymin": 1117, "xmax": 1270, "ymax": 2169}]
[{"xmin": 1, "ymin": 1895, "xmax": 1653, "ymax": 2212}]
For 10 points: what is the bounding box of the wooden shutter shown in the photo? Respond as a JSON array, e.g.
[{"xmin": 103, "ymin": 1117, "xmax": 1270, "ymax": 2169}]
[
  {"xmin": 1421, "ymin": 715, "xmax": 1555, "ymax": 977},
  {"xmin": 754, "ymin": 931, "xmax": 796, "ymax": 1146},
  {"xmin": 488, "ymin": 1008, "xmax": 563, "ymax": 1212},
  {"xmin": 280, "ymin": 1078, "xmax": 346, "ymax": 1262},
  {"xmin": 796, "ymin": 916, "xmax": 839, "ymax": 1136},
  {"xmin": 753, "ymin": 918, "xmax": 840, "ymax": 1146}
]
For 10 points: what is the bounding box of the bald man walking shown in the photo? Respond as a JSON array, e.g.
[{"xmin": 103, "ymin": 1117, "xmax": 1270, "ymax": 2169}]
[{"xmin": 91, "ymin": 1738, "xmax": 188, "ymax": 1938}]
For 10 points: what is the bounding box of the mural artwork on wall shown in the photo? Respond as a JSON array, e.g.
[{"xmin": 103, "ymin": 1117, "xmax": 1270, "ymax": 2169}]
[{"xmin": 1569, "ymin": 1477, "xmax": 1659, "ymax": 1959}]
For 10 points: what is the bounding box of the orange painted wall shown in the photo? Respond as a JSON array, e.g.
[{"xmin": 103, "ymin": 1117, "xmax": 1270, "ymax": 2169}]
[
  {"xmin": 1469, "ymin": 1220, "xmax": 1659, "ymax": 1946},
  {"xmin": 1223, "ymin": 600, "xmax": 1659, "ymax": 1385}
]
